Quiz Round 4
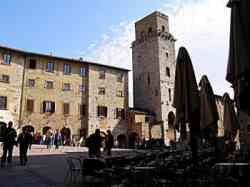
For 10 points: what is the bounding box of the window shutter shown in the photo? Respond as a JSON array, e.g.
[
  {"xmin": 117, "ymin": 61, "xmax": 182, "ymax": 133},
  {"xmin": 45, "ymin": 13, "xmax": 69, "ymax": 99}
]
[
  {"xmin": 42, "ymin": 101, "xmax": 46, "ymax": 113},
  {"xmin": 27, "ymin": 99, "xmax": 34, "ymax": 112},
  {"xmin": 51, "ymin": 102, "xmax": 55, "ymax": 113},
  {"xmin": 104, "ymin": 107, "xmax": 107, "ymax": 117},
  {"xmin": 97, "ymin": 106, "xmax": 100, "ymax": 117}
]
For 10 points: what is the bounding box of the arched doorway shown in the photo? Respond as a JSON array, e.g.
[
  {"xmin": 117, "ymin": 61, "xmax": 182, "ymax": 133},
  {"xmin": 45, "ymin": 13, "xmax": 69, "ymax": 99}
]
[
  {"xmin": 167, "ymin": 111, "xmax": 176, "ymax": 141},
  {"xmin": 128, "ymin": 132, "xmax": 139, "ymax": 148},
  {"xmin": 22, "ymin": 125, "xmax": 35, "ymax": 133},
  {"xmin": 42, "ymin": 126, "xmax": 51, "ymax": 135},
  {"xmin": 117, "ymin": 134, "xmax": 127, "ymax": 148},
  {"xmin": 61, "ymin": 127, "xmax": 71, "ymax": 145},
  {"xmin": 0, "ymin": 122, "xmax": 7, "ymax": 141}
]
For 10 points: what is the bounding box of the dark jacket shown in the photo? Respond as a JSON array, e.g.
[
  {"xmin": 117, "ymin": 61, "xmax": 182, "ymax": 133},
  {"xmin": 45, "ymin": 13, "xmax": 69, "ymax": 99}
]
[
  {"xmin": 17, "ymin": 132, "xmax": 32, "ymax": 149},
  {"xmin": 3, "ymin": 127, "xmax": 17, "ymax": 146}
]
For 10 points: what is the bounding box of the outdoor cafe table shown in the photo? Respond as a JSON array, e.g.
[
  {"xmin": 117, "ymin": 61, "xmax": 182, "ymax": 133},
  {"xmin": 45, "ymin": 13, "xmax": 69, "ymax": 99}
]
[{"xmin": 212, "ymin": 163, "xmax": 249, "ymax": 177}]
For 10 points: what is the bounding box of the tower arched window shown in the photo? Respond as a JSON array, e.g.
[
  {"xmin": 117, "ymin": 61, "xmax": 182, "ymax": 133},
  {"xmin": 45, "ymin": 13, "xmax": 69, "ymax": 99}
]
[
  {"xmin": 162, "ymin": 25, "xmax": 165, "ymax": 32},
  {"xmin": 168, "ymin": 88, "xmax": 172, "ymax": 101},
  {"xmin": 166, "ymin": 67, "xmax": 170, "ymax": 77},
  {"xmin": 148, "ymin": 27, "xmax": 152, "ymax": 34},
  {"xmin": 147, "ymin": 72, "xmax": 151, "ymax": 86}
]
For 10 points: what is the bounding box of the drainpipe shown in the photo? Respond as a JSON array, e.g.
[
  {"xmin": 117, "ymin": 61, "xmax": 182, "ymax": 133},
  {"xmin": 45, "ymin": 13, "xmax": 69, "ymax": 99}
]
[{"xmin": 18, "ymin": 55, "xmax": 26, "ymax": 130}]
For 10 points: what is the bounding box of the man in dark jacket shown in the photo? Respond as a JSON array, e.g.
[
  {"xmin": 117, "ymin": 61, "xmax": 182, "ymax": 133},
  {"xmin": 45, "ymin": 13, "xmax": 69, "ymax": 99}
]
[
  {"xmin": 1, "ymin": 121, "xmax": 17, "ymax": 167},
  {"xmin": 86, "ymin": 129, "xmax": 103, "ymax": 158},
  {"xmin": 17, "ymin": 127, "xmax": 32, "ymax": 166},
  {"xmin": 105, "ymin": 130, "xmax": 114, "ymax": 156}
]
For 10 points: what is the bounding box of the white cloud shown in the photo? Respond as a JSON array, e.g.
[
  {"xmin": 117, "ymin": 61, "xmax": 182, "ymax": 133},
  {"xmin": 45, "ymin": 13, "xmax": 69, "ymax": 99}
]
[{"xmin": 82, "ymin": 0, "xmax": 233, "ymax": 106}]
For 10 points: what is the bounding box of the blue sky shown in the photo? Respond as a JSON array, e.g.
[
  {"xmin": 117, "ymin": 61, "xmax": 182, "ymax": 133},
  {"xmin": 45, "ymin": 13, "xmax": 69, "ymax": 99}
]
[
  {"xmin": 0, "ymin": 0, "xmax": 164, "ymax": 57},
  {"xmin": 0, "ymin": 0, "xmax": 233, "ymax": 105}
]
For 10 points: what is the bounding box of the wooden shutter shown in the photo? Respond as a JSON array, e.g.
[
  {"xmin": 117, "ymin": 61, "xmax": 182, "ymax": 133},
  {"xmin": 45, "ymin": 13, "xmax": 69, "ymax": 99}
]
[
  {"xmin": 63, "ymin": 103, "xmax": 70, "ymax": 115},
  {"xmin": 51, "ymin": 102, "xmax": 55, "ymax": 113},
  {"xmin": 27, "ymin": 99, "xmax": 34, "ymax": 112}
]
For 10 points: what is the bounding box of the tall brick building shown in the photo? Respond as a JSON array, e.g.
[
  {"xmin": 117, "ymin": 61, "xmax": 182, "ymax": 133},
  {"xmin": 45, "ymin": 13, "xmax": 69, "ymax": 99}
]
[
  {"xmin": 0, "ymin": 46, "xmax": 129, "ymax": 141},
  {"xmin": 132, "ymin": 11, "xmax": 176, "ymax": 144}
]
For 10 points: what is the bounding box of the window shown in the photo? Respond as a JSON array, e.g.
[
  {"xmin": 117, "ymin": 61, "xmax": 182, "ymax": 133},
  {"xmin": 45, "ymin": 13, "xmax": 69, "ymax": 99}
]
[
  {"xmin": 117, "ymin": 73, "xmax": 123, "ymax": 82},
  {"xmin": 147, "ymin": 72, "xmax": 150, "ymax": 85},
  {"xmin": 63, "ymin": 64, "xmax": 71, "ymax": 75},
  {"xmin": 166, "ymin": 67, "xmax": 170, "ymax": 77},
  {"xmin": 0, "ymin": 96, "xmax": 7, "ymax": 110},
  {"xmin": 42, "ymin": 101, "xmax": 55, "ymax": 113},
  {"xmin": 166, "ymin": 52, "xmax": 169, "ymax": 58},
  {"xmin": 27, "ymin": 79, "xmax": 35, "ymax": 88},
  {"xmin": 155, "ymin": 89, "xmax": 158, "ymax": 96},
  {"xmin": 45, "ymin": 81, "xmax": 54, "ymax": 89},
  {"xmin": 80, "ymin": 85, "xmax": 86, "ymax": 92},
  {"xmin": 63, "ymin": 103, "xmax": 70, "ymax": 115},
  {"xmin": 98, "ymin": 87, "xmax": 105, "ymax": 95},
  {"xmin": 0, "ymin": 75, "xmax": 10, "ymax": 83},
  {"xmin": 99, "ymin": 68, "xmax": 106, "ymax": 79},
  {"xmin": 169, "ymin": 88, "xmax": 172, "ymax": 101},
  {"xmin": 97, "ymin": 106, "xmax": 107, "ymax": 117},
  {"xmin": 79, "ymin": 104, "xmax": 86, "ymax": 116},
  {"xmin": 117, "ymin": 90, "xmax": 123, "ymax": 97},
  {"xmin": 29, "ymin": 59, "xmax": 36, "ymax": 69},
  {"xmin": 148, "ymin": 27, "xmax": 152, "ymax": 34},
  {"xmin": 80, "ymin": 67, "xmax": 86, "ymax": 77},
  {"xmin": 2, "ymin": 54, "xmax": 11, "ymax": 65},
  {"xmin": 162, "ymin": 25, "xmax": 165, "ymax": 32},
  {"xmin": 46, "ymin": 62, "xmax": 54, "ymax": 73},
  {"xmin": 27, "ymin": 99, "xmax": 34, "ymax": 112},
  {"xmin": 116, "ymin": 108, "xmax": 125, "ymax": 119},
  {"xmin": 63, "ymin": 83, "xmax": 71, "ymax": 91}
]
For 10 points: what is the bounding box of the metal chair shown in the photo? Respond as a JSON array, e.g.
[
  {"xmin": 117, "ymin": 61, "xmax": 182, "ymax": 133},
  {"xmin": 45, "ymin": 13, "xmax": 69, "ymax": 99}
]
[{"xmin": 64, "ymin": 157, "xmax": 82, "ymax": 183}]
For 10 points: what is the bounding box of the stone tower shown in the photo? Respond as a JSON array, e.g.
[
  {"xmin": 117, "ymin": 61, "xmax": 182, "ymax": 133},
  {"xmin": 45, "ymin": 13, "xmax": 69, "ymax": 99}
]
[{"xmin": 132, "ymin": 11, "xmax": 176, "ymax": 144}]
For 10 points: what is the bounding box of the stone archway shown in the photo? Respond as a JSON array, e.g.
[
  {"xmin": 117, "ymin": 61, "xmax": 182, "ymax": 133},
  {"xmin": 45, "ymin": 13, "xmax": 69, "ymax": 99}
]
[
  {"xmin": 167, "ymin": 111, "xmax": 176, "ymax": 141},
  {"xmin": 42, "ymin": 126, "xmax": 51, "ymax": 135},
  {"xmin": 128, "ymin": 132, "xmax": 139, "ymax": 148},
  {"xmin": 22, "ymin": 125, "xmax": 35, "ymax": 133},
  {"xmin": 117, "ymin": 134, "xmax": 127, "ymax": 148}
]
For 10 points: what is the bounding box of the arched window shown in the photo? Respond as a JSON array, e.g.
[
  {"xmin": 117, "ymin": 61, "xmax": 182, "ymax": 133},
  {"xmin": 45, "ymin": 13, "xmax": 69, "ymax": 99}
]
[
  {"xmin": 169, "ymin": 88, "xmax": 172, "ymax": 101},
  {"xmin": 147, "ymin": 72, "xmax": 151, "ymax": 86},
  {"xmin": 166, "ymin": 51, "xmax": 169, "ymax": 58},
  {"xmin": 166, "ymin": 67, "xmax": 170, "ymax": 77},
  {"xmin": 148, "ymin": 27, "xmax": 152, "ymax": 34},
  {"xmin": 162, "ymin": 25, "xmax": 165, "ymax": 32}
]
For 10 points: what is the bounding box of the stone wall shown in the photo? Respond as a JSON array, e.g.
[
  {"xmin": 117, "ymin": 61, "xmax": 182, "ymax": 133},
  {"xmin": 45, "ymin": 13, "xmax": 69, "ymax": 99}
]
[
  {"xmin": 132, "ymin": 11, "xmax": 176, "ymax": 144},
  {"xmin": 0, "ymin": 49, "xmax": 25, "ymax": 128},
  {"xmin": 88, "ymin": 65, "xmax": 129, "ymax": 139}
]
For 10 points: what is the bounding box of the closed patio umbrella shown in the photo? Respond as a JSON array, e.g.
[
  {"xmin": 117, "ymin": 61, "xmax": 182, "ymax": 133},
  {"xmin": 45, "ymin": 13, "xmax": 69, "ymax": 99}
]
[
  {"xmin": 199, "ymin": 75, "xmax": 219, "ymax": 138},
  {"xmin": 223, "ymin": 93, "xmax": 240, "ymax": 140},
  {"xmin": 226, "ymin": 0, "xmax": 250, "ymax": 111},
  {"xmin": 173, "ymin": 47, "xmax": 200, "ymax": 163}
]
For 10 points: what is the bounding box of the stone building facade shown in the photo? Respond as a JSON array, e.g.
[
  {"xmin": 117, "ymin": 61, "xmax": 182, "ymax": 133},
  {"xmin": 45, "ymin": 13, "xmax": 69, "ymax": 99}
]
[
  {"xmin": 0, "ymin": 45, "xmax": 129, "ymax": 140},
  {"xmin": 132, "ymin": 11, "xmax": 176, "ymax": 144}
]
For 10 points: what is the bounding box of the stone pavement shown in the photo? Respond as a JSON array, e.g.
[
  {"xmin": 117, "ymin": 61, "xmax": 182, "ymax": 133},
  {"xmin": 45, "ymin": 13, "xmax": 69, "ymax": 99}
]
[{"xmin": 0, "ymin": 145, "xmax": 133, "ymax": 187}]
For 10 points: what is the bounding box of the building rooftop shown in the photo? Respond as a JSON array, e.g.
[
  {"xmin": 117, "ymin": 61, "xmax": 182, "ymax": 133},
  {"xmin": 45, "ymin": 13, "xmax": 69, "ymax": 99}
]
[{"xmin": 0, "ymin": 45, "xmax": 130, "ymax": 72}]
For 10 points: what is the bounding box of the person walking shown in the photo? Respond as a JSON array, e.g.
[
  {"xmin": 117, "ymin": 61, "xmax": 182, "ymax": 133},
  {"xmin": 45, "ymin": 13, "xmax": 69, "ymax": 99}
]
[
  {"xmin": 86, "ymin": 129, "xmax": 103, "ymax": 158},
  {"xmin": 54, "ymin": 129, "xmax": 61, "ymax": 149},
  {"xmin": 105, "ymin": 130, "xmax": 114, "ymax": 156},
  {"xmin": 1, "ymin": 121, "xmax": 17, "ymax": 167},
  {"xmin": 16, "ymin": 128, "xmax": 32, "ymax": 166}
]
